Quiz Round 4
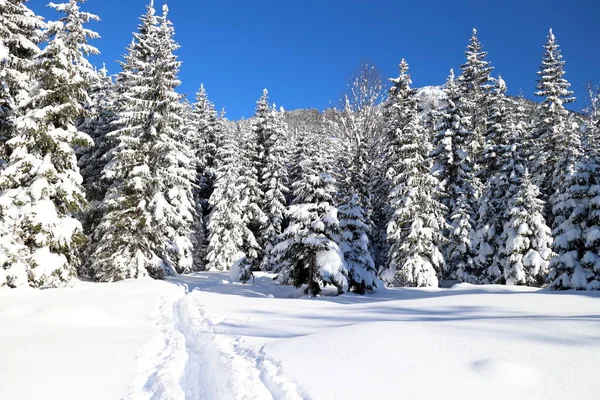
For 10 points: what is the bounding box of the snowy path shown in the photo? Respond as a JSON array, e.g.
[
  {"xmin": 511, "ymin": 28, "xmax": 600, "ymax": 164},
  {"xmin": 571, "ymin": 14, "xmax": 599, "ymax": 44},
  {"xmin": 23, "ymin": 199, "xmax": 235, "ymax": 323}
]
[{"xmin": 126, "ymin": 280, "xmax": 305, "ymax": 400}]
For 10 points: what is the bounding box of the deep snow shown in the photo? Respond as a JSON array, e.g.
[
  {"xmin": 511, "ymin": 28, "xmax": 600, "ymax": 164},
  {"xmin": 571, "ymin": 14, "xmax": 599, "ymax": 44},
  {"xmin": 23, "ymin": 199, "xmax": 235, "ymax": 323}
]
[{"xmin": 1, "ymin": 273, "xmax": 599, "ymax": 399}]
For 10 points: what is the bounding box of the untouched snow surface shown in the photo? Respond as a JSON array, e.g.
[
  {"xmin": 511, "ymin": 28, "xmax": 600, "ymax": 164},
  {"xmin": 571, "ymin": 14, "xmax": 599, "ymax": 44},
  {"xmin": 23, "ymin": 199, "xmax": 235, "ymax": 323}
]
[{"xmin": 1, "ymin": 273, "xmax": 600, "ymax": 399}]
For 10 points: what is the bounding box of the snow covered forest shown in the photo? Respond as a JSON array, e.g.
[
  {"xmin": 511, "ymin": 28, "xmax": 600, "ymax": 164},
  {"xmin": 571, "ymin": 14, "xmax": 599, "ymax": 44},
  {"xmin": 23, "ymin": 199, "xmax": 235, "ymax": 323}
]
[{"xmin": 2, "ymin": 0, "xmax": 600, "ymax": 295}]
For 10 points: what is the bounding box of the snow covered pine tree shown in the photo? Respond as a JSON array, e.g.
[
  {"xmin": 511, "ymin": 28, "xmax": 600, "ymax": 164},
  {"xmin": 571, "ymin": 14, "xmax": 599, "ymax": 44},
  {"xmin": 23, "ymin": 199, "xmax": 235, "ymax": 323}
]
[
  {"xmin": 88, "ymin": 2, "xmax": 196, "ymax": 281},
  {"xmin": 431, "ymin": 69, "xmax": 478, "ymax": 283},
  {"xmin": 0, "ymin": 0, "xmax": 98, "ymax": 288},
  {"xmin": 274, "ymin": 130, "xmax": 348, "ymax": 296},
  {"xmin": 380, "ymin": 60, "xmax": 447, "ymax": 288}
]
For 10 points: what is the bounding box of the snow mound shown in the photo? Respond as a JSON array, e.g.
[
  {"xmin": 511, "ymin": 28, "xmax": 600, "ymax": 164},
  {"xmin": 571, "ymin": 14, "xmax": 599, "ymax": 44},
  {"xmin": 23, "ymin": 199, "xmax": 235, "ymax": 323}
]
[{"xmin": 470, "ymin": 359, "xmax": 541, "ymax": 385}]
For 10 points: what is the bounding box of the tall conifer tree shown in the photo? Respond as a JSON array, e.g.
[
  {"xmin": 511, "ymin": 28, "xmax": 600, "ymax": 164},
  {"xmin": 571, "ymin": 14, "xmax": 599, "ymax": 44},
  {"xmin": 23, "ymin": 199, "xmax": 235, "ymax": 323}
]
[
  {"xmin": 432, "ymin": 70, "xmax": 477, "ymax": 282},
  {"xmin": 380, "ymin": 60, "xmax": 447, "ymax": 287},
  {"xmin": 0, "ymin": 0, "xmax": 98, "ymax": 288},
  {"xmin": 89, "ymin": 2, "xmax": 195, "ymax": 280}
]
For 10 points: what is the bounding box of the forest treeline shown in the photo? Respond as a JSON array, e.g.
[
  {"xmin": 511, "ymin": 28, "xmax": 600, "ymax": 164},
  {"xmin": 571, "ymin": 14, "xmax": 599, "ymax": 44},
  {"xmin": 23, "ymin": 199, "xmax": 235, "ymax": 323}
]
[{"xmin": 1, "ymin": 0, "xmax": 599, "ymax": 294}]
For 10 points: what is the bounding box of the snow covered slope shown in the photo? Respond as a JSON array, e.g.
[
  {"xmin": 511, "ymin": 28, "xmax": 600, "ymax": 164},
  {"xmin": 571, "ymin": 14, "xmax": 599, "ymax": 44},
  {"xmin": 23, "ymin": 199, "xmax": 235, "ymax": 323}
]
[
  {"xmin": 0, "ymin": 279, "xmax": 180, "ymax": 400},
  {"xmin": 1, "ymin": 273, "xmax": 599, "ymax": 400}
]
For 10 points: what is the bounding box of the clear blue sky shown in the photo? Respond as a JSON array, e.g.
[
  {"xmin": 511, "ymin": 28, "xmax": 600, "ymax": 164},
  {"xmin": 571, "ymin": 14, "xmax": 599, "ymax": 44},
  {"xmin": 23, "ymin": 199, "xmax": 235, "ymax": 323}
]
[{"xmin": 28, "ymin": 0, "xmax": 600, "ymax": 119}]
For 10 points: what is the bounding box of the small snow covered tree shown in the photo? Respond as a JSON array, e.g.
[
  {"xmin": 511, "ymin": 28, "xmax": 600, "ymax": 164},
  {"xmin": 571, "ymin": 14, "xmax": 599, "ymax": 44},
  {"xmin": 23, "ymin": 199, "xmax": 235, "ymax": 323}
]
[
  {"xmin": 0, "ymin": 0, "xmax": 98, "ymax": 288},
  {"xmin": 431, "ymin": 69, "xmax": 477, "ymax": 283},
  {"xmin": 501, "ymin": 171, "xmax": 552, "ymax": 286},
  {"xmin": 338, "ymin": 194, "xmax": 377, "ymax": 293},
  {"xmin": 274, "ymin": 134, "xmax": 348, "ymax": 296},
  {"xmin": 549, "ymin": 159, "xmax": 600, "ymax": 290},
  {"xmin": 379, "ymin": 60, "xmax": 447, "ymax": 288},
  {"xmin": 206, "ymin": 131, "xmax": 258, "ymax": 282}
]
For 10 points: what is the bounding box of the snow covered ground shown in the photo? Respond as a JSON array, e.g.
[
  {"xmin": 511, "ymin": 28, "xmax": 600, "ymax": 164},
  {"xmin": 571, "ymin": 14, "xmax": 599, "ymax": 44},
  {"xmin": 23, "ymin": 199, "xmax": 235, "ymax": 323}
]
[{"xmin": 1, "ymin": 273, "xmax": 599, "ymax": 400}]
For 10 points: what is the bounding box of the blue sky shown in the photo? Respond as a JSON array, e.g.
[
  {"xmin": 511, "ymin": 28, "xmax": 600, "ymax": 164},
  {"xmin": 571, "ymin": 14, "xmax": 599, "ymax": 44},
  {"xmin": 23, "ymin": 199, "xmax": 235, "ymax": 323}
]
[{"xmin": 28, "ymin": 0, "xmax": 600, "ymax": 119}]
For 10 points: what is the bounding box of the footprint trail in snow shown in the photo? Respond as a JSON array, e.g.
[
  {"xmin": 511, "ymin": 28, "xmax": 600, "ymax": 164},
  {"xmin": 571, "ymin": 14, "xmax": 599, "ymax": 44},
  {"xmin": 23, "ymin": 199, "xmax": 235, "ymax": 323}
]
[{"xmin": 126, "ymin": 283, "xmax": 304, "ymax": 400}]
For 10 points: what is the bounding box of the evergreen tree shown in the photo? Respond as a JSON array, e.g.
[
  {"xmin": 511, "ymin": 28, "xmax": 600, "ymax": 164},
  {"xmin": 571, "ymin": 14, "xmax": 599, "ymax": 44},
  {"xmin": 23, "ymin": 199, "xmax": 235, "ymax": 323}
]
[
  {"xmin": 501, "ymin": 171, "xmax": 552, "ymax": 286},
  {"xmin": 0, "ymin": 0, "xmax": 45, "ymax": 168},
  {"xmin": 253, "ymin": 91, "xmax": 289, "ymax": 271},
  {"xmin": 288, "ymin": 127, "xmax": 317, "ymax": 193},
  {"xmin": 274, "ymin": 134, "xmax": 348, "ymax": 296},
  {"xmin": 206, "ymin": 132, "xmax": 258, "ymax": 281},
  {"xmin": 582, "ymin": 149, "xmax": 600, "ymax": 289},
  {"xmin": 532, "ymin": 29, "xmax": 579, "ymax": 220},
  {"xmin": 78, "ymin": 65, "xmax": 116, "ymax": 252},
  {"xmin": 472, "ymin": 77, "xmax": 522, "ymax": 283},
  {"xmin": 89, "ymin": 2, "xmax": 195, "ymax": 280},
  {"xmin": 432, "ymin": 70, "xmax": 477, "ymax": 282},
  {"xmin": 549, "ymin": 159, "xmax": 600, "ymax": 290},
  {"xmin": 548, "ymin": 89, "xmax": 600, "ymax": 290},
  {"xmin": 0, "ymin": 0, "xmax": 98, "ymax": 288},
  {"xmin": 187, "ymin": 85, "xmax": 223, "ymax": 269},
  {"xmin": 582, "ymin": 84, "xmax": 600, "ymax": 155},
  {"xmin": 380, "ymin": 60, "xmax": 447, "ymax": 287},
  {"xmin": 338, "ymin": 194, "xmax": 377, "ymax": 293},
  {"xmin": 458, "ymin": 28, "xmax": 494, "ymax": 160},
  {"xmin": 87, "ymin": 1, "xmax": 160, "ymax": 281},
  {"xmin": 152, "ymin": 5, "xmax": 195, "ymax": 274},
  {"xmin": 239, "ymin": 119, "xmax": 266, "ymax": 268},
  {"xmin": 191, "ymin": 84, "xmax": 221, "ymax": 218}
]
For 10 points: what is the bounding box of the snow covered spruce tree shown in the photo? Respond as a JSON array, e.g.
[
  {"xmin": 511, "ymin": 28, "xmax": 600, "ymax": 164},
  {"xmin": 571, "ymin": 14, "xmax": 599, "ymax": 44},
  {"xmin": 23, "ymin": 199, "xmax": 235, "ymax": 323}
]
[
  {"xmin": 0, "ymin": 0, "xmax": 45, "ymax": 169},
  {"xmin": 152, "ymin": 5, "xmax": 196, "ymax": 274},
  {"xmin": 190, "ymin": 84, "xmax": 221, "ymax": 220},
  {"xmin": 379, "ymin": 60, "xmax": 447, "ymax": 287},
  {"xmin": 274, "ymin": 131, "xmax": 348, "ymax": 296},
  {"xmin": 251, "ymin": 89, "xmax": 289, "ymax": 271},
  {"xmin": 337, "ymin": 193, "xmax": 377, "ymax": 293},
  {"xmin": 472, "ymin": 77, "xmax": 523, "ymax": 283},
  {"xmin": 548, "ymin": 156, "xmax": 600, "ymax": 290},
  {"xmin": 547, "ymin": 86, "xmax": 600, "ymax": 290},
  {"xmin": 458, "ymin": 28, "xmax": 494, "ymax": 164},
  {"xmin": 586, "ymin": 85, "xmax": 600, "ymax": 146},
  {"xmin": 88, "ymin": 2, "xmax": 196, "ymax": 280},
  {"xmin": 185, "ymin": 85, "xmax": 224, "ymax": 269},
  {"xmin": 431, "ymin": 69, "xmax": 478, "ymax": 283},
  {"xmin": 78, "ymin": 65, "xmax": 116, "ymax": 249},
  {"xmin": 501, "ymin": 171, "xmax": 552, "ymax": 286},
  {"xmin": 458, "ymin": 29, "xmax": 494, "ymax": 156},
  {"xmin": 532, "ymin": 29, "xmax": 579, "ymax": 221},
  {"xmin": 238, "ymin": 120, "xmax": 267, "ymax": 269},
  {"xmin": 206, "ymin": 130, "xmax": 258, "ymax": 282},
  {"xmin": 0, "ymin": 0, "xmax": 98, "ymax": 288},
  {"xmin": 579, "ymin": 95, "xmax": 600, "ymax": 289}
]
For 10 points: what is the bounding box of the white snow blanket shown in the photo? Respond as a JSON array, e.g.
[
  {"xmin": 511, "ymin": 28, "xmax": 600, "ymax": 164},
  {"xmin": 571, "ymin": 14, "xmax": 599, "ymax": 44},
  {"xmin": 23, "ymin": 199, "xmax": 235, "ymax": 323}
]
[{"xmin": 1, "ymin": 273, "xmax": 599, "ymax": 400}]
